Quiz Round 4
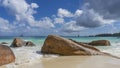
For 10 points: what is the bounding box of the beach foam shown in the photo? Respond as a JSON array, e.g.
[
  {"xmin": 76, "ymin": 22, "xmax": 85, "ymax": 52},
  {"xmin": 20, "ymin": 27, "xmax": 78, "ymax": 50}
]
[
  {"xmin": 2, "ymin": 56, "xmax": 120, "ymax": 68},
  {"xmin": 95, "ymin": 42, "xmax": 120, "ymax": 57}
]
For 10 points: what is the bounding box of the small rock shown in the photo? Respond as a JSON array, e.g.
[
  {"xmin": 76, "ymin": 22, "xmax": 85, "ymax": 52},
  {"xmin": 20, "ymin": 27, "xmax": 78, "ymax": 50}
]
[
  {"xmin": 1, "ymin": 42, "xmax": 8, "ymax": 44},
  {"xmin": 89, "ymin": 40, "xmax": 111, "ymax": 46},
  {"xmin": 26, "ymin": 41, "xmax": 35, "ymax": 46}
]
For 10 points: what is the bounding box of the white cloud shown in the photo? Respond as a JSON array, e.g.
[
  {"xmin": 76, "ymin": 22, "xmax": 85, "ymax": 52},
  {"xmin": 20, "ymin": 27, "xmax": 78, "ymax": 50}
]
[
  {"xmin": 76, "ymin": 9, "xmax": 115, "ymax": 28},
  {"xmin": 31, "ymin": 3, "xmax": 39, "ymax": 8},
  {"xmin": 0, "ymin": 17, "xmax": 13, "ymax": 32},
  {"xmin": 75, "ymin": 0, "xmax": 120, "ymax": 28},
  {"xmin": 54, "ymin": 17, "xmax": 64, "ymax": 24},
  {"xmin": 1, "ymin": 0, "xmax": 54, "ymax": 29},
  {"xmin": 0, "ymin": 0, "xmax": 118, "ymax": 35},
  {"xmin": 0, "ymin": 0, "xmax": 56, "ymax": 36},
  {"xmin": 36, "ymin": 17, "xmax": 55, "ymax": 28},
  {"xmin": 84, "ymin": 0, "xmax": 120, "ymax": 19},
  {"xmin": 1, "ymin": 0, "xmax": 37, "ymax": 23},
  {"xmin": 61, "ymin": 21, "xmax": 85, "ymax": 33},
  {"xmin": 74, "ymin": 9, "xmax": 83, "ymax": 16},
  {"xmin": 58, "ymin": 8, "xmax": 73, "ymax": 18},
  {"xmin": 1, "ymin": 0, "xmax": 82, "ymax": 34},
  {"xmin": 2, "ymin": 0, "xmax": 29, "ymax": 14},
  {"xmin": 55, "ymin": 7, "xmax": 116, "ymax": 33}
]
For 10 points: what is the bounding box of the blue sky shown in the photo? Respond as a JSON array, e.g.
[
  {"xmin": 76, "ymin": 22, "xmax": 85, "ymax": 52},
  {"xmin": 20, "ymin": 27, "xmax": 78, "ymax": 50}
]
[{"xmin": 0, "ymin": 0, "xmax": 120, "ymax": 36}]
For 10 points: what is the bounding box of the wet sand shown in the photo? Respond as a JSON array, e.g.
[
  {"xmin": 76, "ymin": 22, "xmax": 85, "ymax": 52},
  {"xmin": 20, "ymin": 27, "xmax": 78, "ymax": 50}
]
[{"xmin": 1, "ymin": 56, "xmax": 120, "ymax": 68}]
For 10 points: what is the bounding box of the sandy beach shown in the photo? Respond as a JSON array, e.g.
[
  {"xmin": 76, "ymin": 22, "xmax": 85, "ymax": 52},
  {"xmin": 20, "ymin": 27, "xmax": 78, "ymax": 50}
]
[{"xmin": 1, "ymin": 56, "xmax": 120, "ymax": 68}]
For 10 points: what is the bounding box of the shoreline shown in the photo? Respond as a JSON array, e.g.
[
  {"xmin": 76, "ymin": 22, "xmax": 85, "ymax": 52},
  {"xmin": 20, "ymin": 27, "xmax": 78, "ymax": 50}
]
[{"xmin": 1, "ymin": 56, "xmax": 120, "ymax": 68}]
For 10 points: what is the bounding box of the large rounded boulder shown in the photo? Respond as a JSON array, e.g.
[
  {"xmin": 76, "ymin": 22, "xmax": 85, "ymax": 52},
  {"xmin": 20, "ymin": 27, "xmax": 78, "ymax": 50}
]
[
  {"xmin": 89, "ymin": 40, "xmax": 110, "ymax": 46},
  {"xmin": 0, "ymin": 45, "xmax": 15, "ymax": 66},
  {"xmin": 41, "ymin": 35, "xmax": 104, "ymax": 56},
  {"xmin": 11, "ymin": 38, "xmax": 26, "ymax": 47}
]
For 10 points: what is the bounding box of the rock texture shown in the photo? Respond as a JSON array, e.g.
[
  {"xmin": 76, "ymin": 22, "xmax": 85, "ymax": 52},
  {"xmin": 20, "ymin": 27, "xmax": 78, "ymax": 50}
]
[
  {"xmin": 26, "ymin": 41, "xmax": 35, "ymax": 46},
  {"xmin": 11, "ymin": 38, "xmax": 35, "ymax": 47},
  {"xmin": 11, "ymin": 38, "xmax": 26, "ymax": 47},
  {"xmin": 0, "ymin": 45, "xmax": 15, "ymax": 66},
  {"xmin": 69, "ymin": 39, "xmax": 100, "ymax": 51},
  {"xmin": 41, "ymin": 35, "xmax": 104, "ymax": 56},
  {"xmin": 1, "ymin": 42, "xmax": 8, "ymax": 44},
  {"xmin": 89, "ymin": 40, "xmax": 110, "ymax": 46}
]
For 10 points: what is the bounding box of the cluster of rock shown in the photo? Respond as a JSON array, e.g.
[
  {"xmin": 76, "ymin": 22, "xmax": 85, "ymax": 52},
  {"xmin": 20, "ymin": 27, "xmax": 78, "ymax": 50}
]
[
  {"xmin": 11, "ymin": 38, "xmax": 35, "ymax": 47},
  {"xmin": 41, "ymin": 35, "xmax": 110, "ymax": 56},
  {"xmin": 0, "ymin": 38, "xmax": 35, "ymax": 66}
]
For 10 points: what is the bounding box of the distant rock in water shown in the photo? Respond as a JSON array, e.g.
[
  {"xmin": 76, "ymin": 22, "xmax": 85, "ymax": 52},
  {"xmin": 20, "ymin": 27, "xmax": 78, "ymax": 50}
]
[
  {"xmin": 69, "ymin": 39, "xmax": 100, "ymax": 51},
  {"xmin": 89, "ymin": 40, "xmax": 110, "ymax": 46},
  {"xmin": 11, "ymin": 38, "xmax": 26, "ymax": 47},
  {"xmin": 41, "ymin": 35, "xmax": 105, "ymax": 56},
  {"xmin": 1, "ymin": 42, "xmax": 8, "ymax": 44},
  {"xmin": 26, "ymin": 41, "xmax": 35, "ymax": 46},
  {"xmin": 11, "ymin": 38, "xmax": 35, "ymax": 47},
  {"xmin": 0, "ymin": 45, "xmax": 15, "ymax": 66}
]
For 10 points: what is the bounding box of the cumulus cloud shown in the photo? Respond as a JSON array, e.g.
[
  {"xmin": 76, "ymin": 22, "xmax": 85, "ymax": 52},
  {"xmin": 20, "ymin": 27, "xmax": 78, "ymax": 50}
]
[
  {"xmin": 58, "ymin": 8, "xmax": 73, "ymax": 18},
  {"xmin": 0, "ymin": 0, "xmax": 56, "ymax": 35},
  {"xmin": 53, "ymin": 8, "xmax": 84, "ymax": 33},
  {"xmin": 1, "ymin": 0, "xmax": 35, "ymax": 23},
  {"xmin": 0, "ymin": 0, "xmax": 85, "ymax": 34},
  {"xmin": 0, "ymin": 0, "xmax": 54, "ymax": 29},
  {"xmin": 54, "ymin": 17, "xmax": 64, "ymax": 24},
  {"xmin": 74, "ymin": 9, "xmax": 83, "ymax": 16},
  {"xmin": 1, "ymin": 0, "xmax": 29, "ymax": 14},
  {"xmin": 76, "ymin": 9, "xmax": 115, "ymax": 28},
  {"xmin": 0, "ymin": 0, "xmax": 119, "ymax": 35},
  {"xmin": 60, "ymin": 0, "xmax": 120, "ymax": 32},
  {"xmin": 0, "ymin": 17, "xmax": 14, "ymax": 32},
  {"xmin": 75, "ymin": 0, "xmax": 120, "ymax": 28},
  {"xmin": 84, "ymin": 0, "xmax": 120, "ymax": 19},
  {"xmin": 61, "ymin": 21, "xmax": 85, "ymax": 33},
  {"xmin": 31, "ymin": 3, "xmax": 39, "ymax": 8},
  {"xmin": 36, "ymin": 17, "xmax": 55, "ymax": 28}
]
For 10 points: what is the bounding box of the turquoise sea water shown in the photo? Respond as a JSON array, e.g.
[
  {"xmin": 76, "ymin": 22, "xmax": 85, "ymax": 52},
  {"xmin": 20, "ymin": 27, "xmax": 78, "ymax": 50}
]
[
  {"xmin": 0, "ymin": 36, "xmax": 46, "ymax": 46},
  {"xmin": 0, "ymin": 36, "xmax": 120, "ymax": 56},
  {"xmin": 0, "ymin": 36, "xmax": 120, "ymax": 45},
  {"xmin": 0, "ymin": 36, "xmax": 120, "ymax": 67},
  {"xmin": 0, "ymin": 36, "xmax": 120, "ymax": 55}
]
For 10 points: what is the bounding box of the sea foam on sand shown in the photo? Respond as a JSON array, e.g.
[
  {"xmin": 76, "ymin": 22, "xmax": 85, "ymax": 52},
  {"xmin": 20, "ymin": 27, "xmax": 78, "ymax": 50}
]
[{"xmin": 2, "ymin": 56, "xmax": 120, "ymax": 68}]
